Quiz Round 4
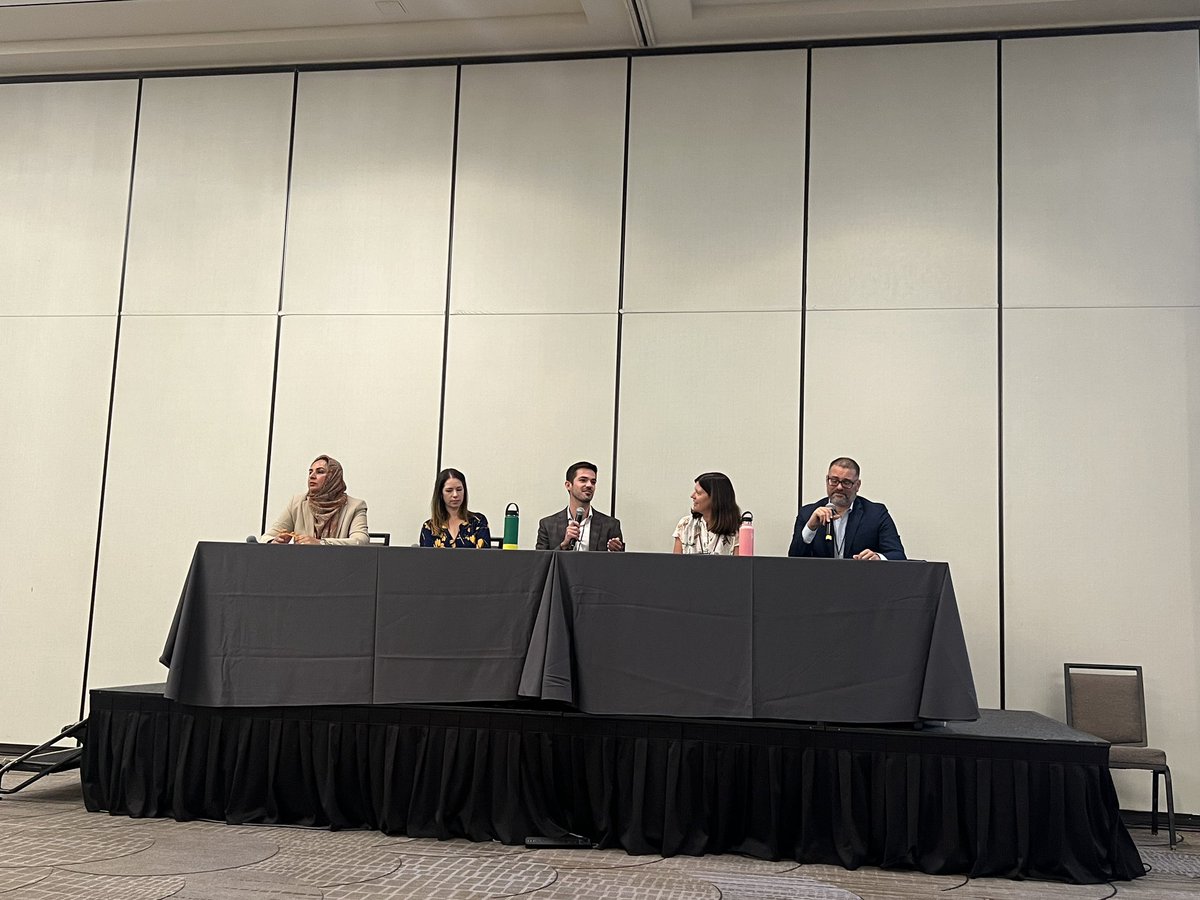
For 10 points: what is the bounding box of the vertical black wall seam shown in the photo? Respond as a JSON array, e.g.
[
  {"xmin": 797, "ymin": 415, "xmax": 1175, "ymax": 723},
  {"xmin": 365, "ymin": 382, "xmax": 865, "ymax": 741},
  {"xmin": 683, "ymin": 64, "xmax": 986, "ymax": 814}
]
[
  {"xmin": 996, "ymin": 39, "xmax": 1007, "ymax": 710},
  {"xmin": 261, "ymin": 69, "xmax": 301, "ymax": 533},
  {"xmin": 610, "ymin": 57, "xmax": 633, "ymax": 516},
  {"xmin": 78, "ymin": 78, "xmax": 143, "ymax": 722},
  {"xmin": 797, "ymin": 49, "xmax": 814, "ymax": 508},
  {"xmin": 435, "ymin": 66, "xmax": 463, "ymax": 474}
]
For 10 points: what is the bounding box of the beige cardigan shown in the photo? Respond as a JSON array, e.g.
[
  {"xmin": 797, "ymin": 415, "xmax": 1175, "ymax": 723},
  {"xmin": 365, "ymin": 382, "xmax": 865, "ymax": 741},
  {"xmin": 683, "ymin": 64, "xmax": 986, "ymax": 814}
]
[{"xmin": 260, "ymin": 493, "xmax": 370, "ymax": 545}]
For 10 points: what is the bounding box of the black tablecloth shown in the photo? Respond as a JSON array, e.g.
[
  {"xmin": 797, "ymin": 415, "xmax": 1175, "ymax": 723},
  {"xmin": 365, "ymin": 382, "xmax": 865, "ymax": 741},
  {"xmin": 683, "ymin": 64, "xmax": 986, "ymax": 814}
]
[{"xmin": 161, "ymin": 543, "xmax": 978, "ymax": 722}]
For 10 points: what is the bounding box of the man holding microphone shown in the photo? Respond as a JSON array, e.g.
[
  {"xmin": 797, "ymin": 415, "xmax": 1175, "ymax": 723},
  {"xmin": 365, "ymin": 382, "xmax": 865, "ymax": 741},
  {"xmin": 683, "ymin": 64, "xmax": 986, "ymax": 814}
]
[
  {"xmin": 788, "ymin": 457, "xmax": 905, "ymax": 560},
  {"xmin": 536, "ymin": 461, "xmax": 625, "ymax": 552}
]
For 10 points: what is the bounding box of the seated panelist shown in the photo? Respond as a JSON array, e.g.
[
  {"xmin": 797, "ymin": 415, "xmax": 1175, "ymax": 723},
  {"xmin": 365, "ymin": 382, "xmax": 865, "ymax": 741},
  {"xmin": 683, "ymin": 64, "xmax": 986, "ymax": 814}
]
[
  {"xmin": 673, "ymin": 471, "xmax": 740, "ymax": 555},
  {"xmin": 536, "ymin": 461, "xmax": 624, "ymax": 551},
  {"xmin": 420, "ymin": 468, "xmax": 491, "ymax": 548},
  {"xmin": 261, "ymin": 455, "xmax": 369, "ymax": 545},
  {"xmin": 788, "ymin": 456, "xmax": 905, "ymax": 560}
]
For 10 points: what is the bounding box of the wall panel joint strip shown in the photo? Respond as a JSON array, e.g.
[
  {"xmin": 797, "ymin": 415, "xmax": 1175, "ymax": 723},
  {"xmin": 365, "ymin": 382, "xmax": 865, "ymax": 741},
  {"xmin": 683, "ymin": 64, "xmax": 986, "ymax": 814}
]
[
  {"xmin": 261, "ymin": 70, "xmax": 301, "ymax": 533},
  {"xmin": 611, "ymin": 57, "xmax": 633, "ymax": 515},
  {"xmin": 79, "ymin": 78, "xmax": 143, "ymax": 720},
  {"xmin": 435, "ymin": 65, "xmax": 463, "ymax": 475},
  {"xmin": 995, "ymin": 38, "xmax": 1007, "ymax": 710}
]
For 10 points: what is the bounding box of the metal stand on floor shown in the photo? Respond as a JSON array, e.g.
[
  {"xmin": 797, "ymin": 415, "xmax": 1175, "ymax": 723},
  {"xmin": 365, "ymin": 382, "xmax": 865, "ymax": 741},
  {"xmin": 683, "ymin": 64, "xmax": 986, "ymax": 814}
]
[{"xmin": 0, "ymin": 721, "xmax": 86, "ymax": 796}]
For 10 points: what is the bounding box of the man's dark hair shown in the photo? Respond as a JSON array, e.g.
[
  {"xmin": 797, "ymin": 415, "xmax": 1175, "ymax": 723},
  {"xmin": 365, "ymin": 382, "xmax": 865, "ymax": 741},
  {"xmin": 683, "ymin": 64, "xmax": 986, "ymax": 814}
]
[
  {"xmin": 566, "ymin": 461, "xmax": 598, "ymax": 483},
  {"xmin": 828, "ymin": 457, "xmax": 860, "ymax": 478}
]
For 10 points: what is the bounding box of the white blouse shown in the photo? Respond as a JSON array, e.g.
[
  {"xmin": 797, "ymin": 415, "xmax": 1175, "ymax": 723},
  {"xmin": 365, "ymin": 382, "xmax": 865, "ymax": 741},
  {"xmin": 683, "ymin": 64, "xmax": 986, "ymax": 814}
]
[{"xmin": 673, "ymin": 514, "xmax": 739, "ymax": 556}]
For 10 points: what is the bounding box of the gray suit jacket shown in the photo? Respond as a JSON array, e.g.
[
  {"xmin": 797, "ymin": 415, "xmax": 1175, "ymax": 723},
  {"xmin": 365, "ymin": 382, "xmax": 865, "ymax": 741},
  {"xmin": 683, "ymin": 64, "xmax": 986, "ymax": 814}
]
[{"xmin": 536, "ymin": 507, "xmax": 623, "ymax": 551}]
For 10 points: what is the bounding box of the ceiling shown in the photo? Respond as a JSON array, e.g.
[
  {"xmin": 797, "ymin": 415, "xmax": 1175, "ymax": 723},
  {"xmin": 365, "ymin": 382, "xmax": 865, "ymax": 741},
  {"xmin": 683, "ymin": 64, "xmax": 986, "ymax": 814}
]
[{"xmin": 0, "ymin": 0, "xmax": 1196, "ymax": 78}]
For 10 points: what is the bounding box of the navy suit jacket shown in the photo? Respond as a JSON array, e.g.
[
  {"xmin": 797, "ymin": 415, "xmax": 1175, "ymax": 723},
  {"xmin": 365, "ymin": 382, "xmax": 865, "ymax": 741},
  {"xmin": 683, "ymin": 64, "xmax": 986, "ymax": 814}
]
[{"xmin": 787, "ymin": 495, "xmax": 906, "ymax": 560}]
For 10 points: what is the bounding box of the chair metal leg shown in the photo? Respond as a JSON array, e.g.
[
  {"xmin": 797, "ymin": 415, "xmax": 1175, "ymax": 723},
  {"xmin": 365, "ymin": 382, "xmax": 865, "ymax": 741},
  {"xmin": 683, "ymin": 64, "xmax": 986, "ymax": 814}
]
[
  {"xmin": 1152, "ymin": 771, "xmax": 1160, "ymax": 834},
  {"xmin": 1163, "ymin": 767, "xmax": 1177, "ymax": 850}
]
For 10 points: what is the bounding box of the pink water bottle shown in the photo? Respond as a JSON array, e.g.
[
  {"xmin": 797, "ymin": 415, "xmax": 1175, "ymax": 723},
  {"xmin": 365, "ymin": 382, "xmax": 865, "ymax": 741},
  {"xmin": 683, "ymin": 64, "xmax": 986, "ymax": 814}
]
[{"xmin": 738, "ymin": 511, "xmax": 754, "ymax": 557}]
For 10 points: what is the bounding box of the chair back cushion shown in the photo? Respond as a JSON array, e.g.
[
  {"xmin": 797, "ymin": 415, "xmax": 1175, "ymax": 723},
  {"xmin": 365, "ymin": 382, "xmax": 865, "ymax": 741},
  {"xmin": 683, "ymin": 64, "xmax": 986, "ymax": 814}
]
[{"xmin": 1066, "ymin": 671, "xmax": 1145, "ymax": 745}]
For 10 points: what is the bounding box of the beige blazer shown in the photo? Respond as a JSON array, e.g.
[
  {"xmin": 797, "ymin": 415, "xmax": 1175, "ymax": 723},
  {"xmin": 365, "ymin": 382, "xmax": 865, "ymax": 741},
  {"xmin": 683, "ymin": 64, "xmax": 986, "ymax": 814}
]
[{"xmin": 261, "ymin": 494, "xmax": 370, "ymax": 545}]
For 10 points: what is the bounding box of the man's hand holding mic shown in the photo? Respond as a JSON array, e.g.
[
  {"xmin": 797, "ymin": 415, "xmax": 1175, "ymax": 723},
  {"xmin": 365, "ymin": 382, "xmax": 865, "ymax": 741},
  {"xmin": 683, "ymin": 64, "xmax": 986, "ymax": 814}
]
[
  {"xmin": 561, "ymin": 507, "xmax": 586, "ymax": 550},
  {"xmin": 807, "ymin": 503, "xmax": 841, "ymax": 531}
]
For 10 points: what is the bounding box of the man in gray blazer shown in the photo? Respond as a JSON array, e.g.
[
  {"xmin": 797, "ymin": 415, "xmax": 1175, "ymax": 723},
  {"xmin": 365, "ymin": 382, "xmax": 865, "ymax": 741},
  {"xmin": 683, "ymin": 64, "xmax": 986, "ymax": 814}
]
[{"xmin": 536, "ymin": 461, "xmax": 625, "ymax": 551}]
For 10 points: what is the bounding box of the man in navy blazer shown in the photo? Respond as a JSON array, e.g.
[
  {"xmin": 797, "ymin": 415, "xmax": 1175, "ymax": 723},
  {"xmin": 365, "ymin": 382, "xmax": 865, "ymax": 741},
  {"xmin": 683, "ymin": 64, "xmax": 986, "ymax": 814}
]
[{"xmin": 788, "ymin": 457, "xmax": 905, "ymax": 560}]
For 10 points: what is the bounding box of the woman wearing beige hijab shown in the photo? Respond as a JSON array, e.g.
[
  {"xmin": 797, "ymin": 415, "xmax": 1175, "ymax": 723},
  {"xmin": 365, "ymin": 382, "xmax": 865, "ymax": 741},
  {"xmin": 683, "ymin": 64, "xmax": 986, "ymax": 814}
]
[{"xmin": 261, "ymin": 455, "xmax": 369, "ymax": 545}]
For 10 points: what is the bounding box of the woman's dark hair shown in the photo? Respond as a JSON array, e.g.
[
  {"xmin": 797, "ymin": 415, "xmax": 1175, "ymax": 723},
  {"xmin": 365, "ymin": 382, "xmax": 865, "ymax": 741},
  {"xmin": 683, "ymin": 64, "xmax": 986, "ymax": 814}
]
[
  {"xmin": 692, "ymin": 471, "xmax": 740, "ymax": 536},
  {"xmin": 431, "ymin": 468, "xmax": 473, "ymax": 531}
]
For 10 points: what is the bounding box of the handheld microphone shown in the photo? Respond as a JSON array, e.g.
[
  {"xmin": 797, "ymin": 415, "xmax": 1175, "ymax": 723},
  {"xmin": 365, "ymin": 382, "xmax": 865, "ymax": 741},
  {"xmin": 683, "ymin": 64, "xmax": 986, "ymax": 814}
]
[
  {"xmin": 567, "ymin": 506, "xmax": 585, "ymax": 549},
  {"xmin": 824, "ymin": 502, "xmax": 835, "ymax": 542}
]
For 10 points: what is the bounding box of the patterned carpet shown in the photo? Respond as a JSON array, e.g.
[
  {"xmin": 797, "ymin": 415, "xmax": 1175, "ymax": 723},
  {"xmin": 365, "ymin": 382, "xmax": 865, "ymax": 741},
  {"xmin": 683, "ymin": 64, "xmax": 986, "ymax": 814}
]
[{"xmin": 0, "ymin": 770, "xmax": 1193, "ymax": 899}]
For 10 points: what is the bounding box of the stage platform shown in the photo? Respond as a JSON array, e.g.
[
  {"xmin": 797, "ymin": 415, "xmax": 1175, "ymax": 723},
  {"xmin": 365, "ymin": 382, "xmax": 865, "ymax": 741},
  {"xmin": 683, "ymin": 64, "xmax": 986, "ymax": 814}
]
[{"xmin": 81, "ymin": 684, "xmax": 1144, "ymax": 885}]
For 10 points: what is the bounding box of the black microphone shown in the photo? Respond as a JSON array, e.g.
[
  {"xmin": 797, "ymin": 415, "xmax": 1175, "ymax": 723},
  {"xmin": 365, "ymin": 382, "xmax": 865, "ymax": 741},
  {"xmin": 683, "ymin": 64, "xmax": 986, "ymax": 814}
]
[
  {"xmin": 567, "ymin": 506, "xmax": 585, "ymax": 549},
  {"xmin": 824, "ymin": 502, "xmax": 835, "ymax": 543},
  {"xmin": 246, "ymin": 535, "xmax": 259, "ymax": 543}
]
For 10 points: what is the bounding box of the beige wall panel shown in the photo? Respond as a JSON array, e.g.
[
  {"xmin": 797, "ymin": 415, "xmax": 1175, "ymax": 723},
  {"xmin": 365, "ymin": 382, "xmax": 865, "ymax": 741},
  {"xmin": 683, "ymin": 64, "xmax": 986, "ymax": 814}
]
[
  {"xmin": 283, "ymin": 69, "xmax": 457, "ymax": 315},
  {"xmin": 441, "ymin": 314, "xmax": 617, "ymax": 544},
  {"xmin": 624, "ymin": 51, "xmax": 806, "ymax": 313},
  {"xmin": 0, "ymin": 80, "xmax": 136, "ymax": 316},
  {"xmin": 266, "ymin": 314, "xmax": 444, "ymax": 546},
  {"xmin": 0, "ymin": 317, "xmax": 114, "ymax": 742},
  {"xmin": 1003, "ymin": 32, "xmax": 1200, "ymax": 308},
  {"xmin": 808, "ymin": 42, "xmax": 997, "ymax": 311},
  {"xmin": 804, "ymin": 309, "xmax": 1000, "ymax": 706},
  {"xmin": 451, "ymin": 59, "xmax": 626, "ymax": 315},
  {"xmin": 1003, "ymin": 307, "xmax": 1200, "ymax": 811},
  {"xmin": 616, "ymin": 312, "xmax": 800, "ymax": 556},
  {"xmin": 123, "ymin": 74, "xmax": 294, "ymax": 315},
  {"xmin": 87, "ymin": 315, "xmax": 277, "ymax": 691}
]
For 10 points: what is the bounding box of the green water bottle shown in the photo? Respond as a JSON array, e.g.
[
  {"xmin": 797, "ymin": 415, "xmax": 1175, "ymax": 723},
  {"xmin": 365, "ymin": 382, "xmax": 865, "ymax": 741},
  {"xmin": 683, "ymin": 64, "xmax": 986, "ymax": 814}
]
[{"xmin": 503, "ymin": 503, "xmax": 519, "ymax": 550}]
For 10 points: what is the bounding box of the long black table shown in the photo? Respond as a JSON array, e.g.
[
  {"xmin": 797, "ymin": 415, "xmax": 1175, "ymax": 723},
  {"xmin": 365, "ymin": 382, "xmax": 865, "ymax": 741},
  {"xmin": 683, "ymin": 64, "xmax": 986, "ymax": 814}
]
[{"xmin": 161, "ymin": 543, "xmax": 978, "ymax": 723}]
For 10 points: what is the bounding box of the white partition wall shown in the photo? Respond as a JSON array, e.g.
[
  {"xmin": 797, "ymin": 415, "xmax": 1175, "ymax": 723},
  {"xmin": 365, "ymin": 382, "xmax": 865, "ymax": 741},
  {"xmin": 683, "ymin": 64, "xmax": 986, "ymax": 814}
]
[
  {"xmin": 442, "ymin": 58, "xmax": 626, "ymax": 537},
  {"xmin": 617, "ymin": 50, "xmax": 806, "ymax": 554},
  {"xmin": 88, "ymin": 316, "xmax": 277, "ymax": 690},
  {"xmin": 617, "ymin": 312, "xmax": 802, "ymax": 555},
  {"xmin": 624, "ymin": 50, "xmax": 807, "ymax": 312},
  {"xmin": 804, "ymin": 310, "xmax": 1001, "ymax": 705},
  {"xmin": 807, "ymin": 41, "xmax": 997, "ymax": 311},
  {"xmin": 450, "ymin": 58, "xmax": 627, "ymax": 315},
  {"xmin": 1003, "ymin": 32, "xmax": 1200, "ymax": 309},
  {"xmin": 0, "ymin": 77, "xmax": 135, "ymax": 742},
  {"xmin": 0, "ymin": 80, "xmax": 137, "ymax": 316},
  {"xmin": 122, "ymin": 73, "xmax": 294, "ymax": 315},
  {"xmin": 1001, "ymin": 31, "xmax": 1200, "ymax": 811},
  {"xmin": 267, "ymin": 315, "xmax": 446, "ymax": 544},
  {"xmin": 1003, "ymin": 308, "xmax": 1200, "ymax": 809},
  {"xmin": 803, "ymin": 40, "xmax": 1001, "ymax": 703},
  {"xmin": 0, "ymin": 318, "xmax": 116, "ymax": 742},
  {"xmin": 283, "ymin": 68, "xmax": 457, "ymax": 315},
  {"xmin": 441, "ymin": 314, "xmax": 619, "ymax": 543}
]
